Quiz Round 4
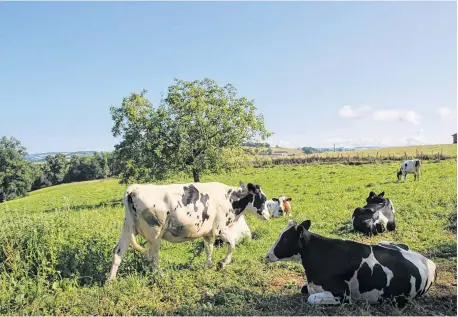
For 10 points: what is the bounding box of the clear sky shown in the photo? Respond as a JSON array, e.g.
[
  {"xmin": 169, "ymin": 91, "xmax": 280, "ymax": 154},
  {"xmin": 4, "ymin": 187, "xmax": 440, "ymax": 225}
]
[{"xmin": 0, "ymin": 1, "xmax": 456, "ymax": 153}]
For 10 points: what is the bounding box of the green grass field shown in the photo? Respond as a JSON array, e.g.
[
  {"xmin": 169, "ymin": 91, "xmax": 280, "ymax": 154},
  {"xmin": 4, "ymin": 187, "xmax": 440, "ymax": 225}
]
[{"xmin": 0, "ymin": 160, "xmax": 456, "ymax": 315}]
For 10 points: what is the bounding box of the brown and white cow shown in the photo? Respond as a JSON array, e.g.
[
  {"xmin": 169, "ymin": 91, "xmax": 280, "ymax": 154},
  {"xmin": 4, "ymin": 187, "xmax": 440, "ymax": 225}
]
[{"xmin": 108, "ymin": 181, "xmax": 270, "ymax": 281}]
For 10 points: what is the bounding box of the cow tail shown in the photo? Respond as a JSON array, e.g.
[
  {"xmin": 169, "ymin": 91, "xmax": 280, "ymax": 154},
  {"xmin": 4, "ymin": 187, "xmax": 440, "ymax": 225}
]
[{"xmin": 124, "ymin": 189, "xmax": 147, "ymax": 254}]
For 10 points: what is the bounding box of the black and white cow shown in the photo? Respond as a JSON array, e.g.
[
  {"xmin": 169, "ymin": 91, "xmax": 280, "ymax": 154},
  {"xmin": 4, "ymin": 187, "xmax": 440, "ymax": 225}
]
[
  {"xmin": 397, "ymin": 159, "xmax": 421, "ymax": 182},
  {"xmin": 266, "ymin": 220, "xmax": 437, "ymax": 305},
  {"xmin": 214, "ymin": 195, "xmax": 294, "ymax": 247},
  {"xmin": 108, "ymin": 181, "xmax": 270, "ymax": 281},
  {"xmin": 352, "ymin": 191, "xmax": 396, "ymax": 236}
]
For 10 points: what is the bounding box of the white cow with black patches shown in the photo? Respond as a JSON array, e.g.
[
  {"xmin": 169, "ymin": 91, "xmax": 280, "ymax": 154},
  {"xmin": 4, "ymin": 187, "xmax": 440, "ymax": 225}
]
[
  {"xmin": 397, "ymin": 159, "xmax": 421, "ymax": 182},
  {"xmin": 108, "ymin": 181, "xmax": 270, "ymax": 281},
  {"xmin": 266, "ymin": 220, "xmax": 437, "ymax": 306}
]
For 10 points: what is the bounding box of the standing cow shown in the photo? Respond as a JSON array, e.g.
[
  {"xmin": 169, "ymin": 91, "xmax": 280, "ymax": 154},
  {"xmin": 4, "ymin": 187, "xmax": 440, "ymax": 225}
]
[
  {"xmin": 352, "ymin": 191, "xmax": 396, "ymax": 235},
  {"xmin": 108, "ymin": 181, "xmax": 270, "ymax": 281},
  {"xmin": 266, "ymin": 219, "xmax": 437, "ymax": 306},
  {"xmin": 397, "ymin": 159, "xmax": 421, "ymax": 182}
]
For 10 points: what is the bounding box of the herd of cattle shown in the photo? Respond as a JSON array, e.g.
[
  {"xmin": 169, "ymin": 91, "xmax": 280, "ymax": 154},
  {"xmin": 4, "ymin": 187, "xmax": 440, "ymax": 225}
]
[{"xmin": 109, "ymin": 159, "xmax": 437, "ymax": 306}]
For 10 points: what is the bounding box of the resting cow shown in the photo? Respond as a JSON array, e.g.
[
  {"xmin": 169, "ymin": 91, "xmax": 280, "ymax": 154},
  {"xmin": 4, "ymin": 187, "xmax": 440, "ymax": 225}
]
[
  {"xmin": 397, "ymin": 159, "xmax": 421, "ymax": 182},
  {"xmin": 267, "ymin": 196, "xmax": 293, "ymax": 218},
  {"xmin": 109, "ymin": 181, "xmax": 270, "ymax": 281},
  {"xmin": 214, "ymin": 195, "xmax": 294, "ymax": 247},
  {"xmin": 352, "ymin": 191, "xmax": 396, "ymax": 235},
  {"xmin": 214, "ymin": 214, "xmax": 252, "ymax": 247},
  {"xmin": 266, "ymin": 219, "xmax": 437, "ymax": 306}
]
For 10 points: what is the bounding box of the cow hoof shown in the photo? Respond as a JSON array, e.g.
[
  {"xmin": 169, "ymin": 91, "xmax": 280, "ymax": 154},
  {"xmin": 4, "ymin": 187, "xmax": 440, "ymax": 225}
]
[{"xmin": 217, "ymin": 262, "xmax": 225, "ymax": 270}]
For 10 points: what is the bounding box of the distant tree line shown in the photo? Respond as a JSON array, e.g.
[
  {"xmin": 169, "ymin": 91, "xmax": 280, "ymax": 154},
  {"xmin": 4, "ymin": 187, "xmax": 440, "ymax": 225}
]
[
  {"xmin": 301, "ymin": 146, "xmax": 355, "ymax": 154},
  {"xmin": 241, "ymin": 142, "xmax": 271, "ymax": 148},
  {"xmin": 0, "ymin": 136, "xmax": 122, "ymax": 203}
]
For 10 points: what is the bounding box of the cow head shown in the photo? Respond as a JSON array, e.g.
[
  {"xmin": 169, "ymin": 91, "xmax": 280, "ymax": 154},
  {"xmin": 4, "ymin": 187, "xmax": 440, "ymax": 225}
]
[
  {"xmin": 232, "ymin": 181, "xmax": 270, "ymax": 220},
  {"xmin": 272, "ymin": 196, "xmax": 293, "ymax": 216},
  {"xmin": 366, "ymin": 191, "xmax": 385, "ymax": 204},
  {"xmin": 265, "ymin": 219, "xmax": 311, "ymax": 262}
]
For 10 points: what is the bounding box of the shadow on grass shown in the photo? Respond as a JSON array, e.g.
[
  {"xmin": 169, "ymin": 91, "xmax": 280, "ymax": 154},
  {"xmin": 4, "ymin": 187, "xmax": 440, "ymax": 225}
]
[
  {"xmin": 330, "ymin": 220, "xmax": 355, "ymax": 236},
  {"xmin": 173, "ymin": 287, "xmax": 457, "ymax": 316},
  {"xmin": 426, "ymin": 240, "xmax": 457, "ymax": 259},
  {"xmin": 44, "ymin": 199, "xmax": 123, "ymax": 213},
  {"xmin": 447, "ymin": 213, "xmax": 457, "ymax": 234}
]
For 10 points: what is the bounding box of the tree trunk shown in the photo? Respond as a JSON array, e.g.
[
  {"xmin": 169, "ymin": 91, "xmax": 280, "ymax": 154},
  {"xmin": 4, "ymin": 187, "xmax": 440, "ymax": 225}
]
[{"xmin": 192, "ymin": 168, "xmax": 200, "ymax": 182}]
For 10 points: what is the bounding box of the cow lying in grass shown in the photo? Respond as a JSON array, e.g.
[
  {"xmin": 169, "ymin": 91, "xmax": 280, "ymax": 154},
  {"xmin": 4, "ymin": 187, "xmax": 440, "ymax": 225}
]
[
  {"xmin": 214, "ymin": 195, "xmax": 294, "ymax": 247},
  {"xmin": 267, "ymin": 196, "xmax": 293, "ymax": 218},
  {"xmin": 266, "ymin": 219, "xmax": 437, "ymax": 306},
  {"xmin": 214, "ymin": 214, "xmax": 252, "ymax": 247},
  {"xmin": 352, "ymin": 191, "xmax": 396, "ymax": 236},
  {"xmin": 108, "ymin": 181, "xmax": 270, "ymax": 281},
  {"xmin": 397, "ymin": 159, "xmax": 421, "ymax": 182}
]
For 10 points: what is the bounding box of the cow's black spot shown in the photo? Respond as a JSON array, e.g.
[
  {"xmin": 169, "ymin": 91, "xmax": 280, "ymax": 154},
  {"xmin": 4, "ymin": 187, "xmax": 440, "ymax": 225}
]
[
  {"xmin": 116, "ymin": 247, "xmax": 121, "ymax": 254},
  {"xmin": 141, "ymin": 210, "xmax": 160, "ymax": 227},
  {"xmin": 226, "ymin": 220, "xmax": 231, "ymax": 226},
  {"xmin": 182, "ymin": 185, "xmax": 200, "ymax": 206},
  {"xmin": 197, "ymin": 215, "xmax": 200, "ymax": 220},
  {"xmin": 226, "ymin": 189, "xmax": 233, "ymax": 199},
  {"xmin": 415, "ymin": 160, "xmax": 420, "ymax": 167},
  {"xmin": 404, "ymin": 163, "xmax": 407, "ymax": 168},
  {"xmin": 128, "ymin": 194, "xmax": 137, "ymax": 215},
  {"xmin": 167, "ymin": 211, "xmax": 170, "ymax": 216},
  {"xmin": 357, "ymin": 261, "xmax": 387, "ymax": 293},
  {"xmin": 200, "ymin": 193, "xmax": 210, "ymax": 223}
]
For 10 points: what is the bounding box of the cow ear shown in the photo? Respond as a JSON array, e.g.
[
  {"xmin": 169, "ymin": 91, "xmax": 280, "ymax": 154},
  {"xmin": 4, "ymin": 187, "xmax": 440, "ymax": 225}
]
[
  {"xmin": 239, "ymin": 181, "xmax": 246, "ymax": 188},
  {"xmin": 272, "ymin": 198, "xmax": 279, "ymax": 202},
  {"xmin": 286, "ymin": 197, "xmax": 292, "ymax": 201},
  {"xmin": 298, "ymin": 220, "xmax": 311, "ymax": 231},
  {"xmin": 379, "ymin": 191, "xmax": 385, "ymax": 197},
  {"xmin": 368, "ymin": 191, "xmax": 376, "ymax": 198},
  {"xmin": 247, "ymin": 183, "xmax": 256, "ymax": 193}
]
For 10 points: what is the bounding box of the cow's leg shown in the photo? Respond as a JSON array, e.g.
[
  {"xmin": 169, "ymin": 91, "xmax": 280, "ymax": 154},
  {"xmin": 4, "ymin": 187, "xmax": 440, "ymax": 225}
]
[
  {"xmin": 108, "ymin": 222, "xmax": 132, "ymax": 281},
  {"xmin": 203, "ymin": 235, "xmax": 215, "ymax": 267},
  {"xmin": 217, "ymin": 227, "xmax": 235, "ymax": 269},
  {"xmin": 146, "ymin": 238, "xmax": 162, "ymax": 270}
]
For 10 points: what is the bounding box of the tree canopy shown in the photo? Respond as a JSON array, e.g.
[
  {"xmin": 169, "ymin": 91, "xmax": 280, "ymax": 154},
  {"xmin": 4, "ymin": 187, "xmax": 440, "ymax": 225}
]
[
  {"xmin": 0, "ymin": 136, "xmax": 34, "ymax": 202},
  {"xmin": 110, "ymin": 78, "xmax": 272, "ymax": 183}
]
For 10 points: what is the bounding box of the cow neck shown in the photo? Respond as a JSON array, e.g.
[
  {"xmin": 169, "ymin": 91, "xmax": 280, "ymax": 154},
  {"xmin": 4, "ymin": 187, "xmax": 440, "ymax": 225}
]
[
  {"xmin": 231, "ymin": 193, "xmax": 254, "ymax": 215},
  {"xmin": 365, "ymin": 201, "xmax": 387, "ymax": 211}
]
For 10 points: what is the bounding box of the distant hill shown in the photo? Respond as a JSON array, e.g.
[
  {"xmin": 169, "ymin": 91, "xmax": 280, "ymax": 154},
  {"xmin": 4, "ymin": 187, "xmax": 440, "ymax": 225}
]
[{"xmin": 25, "ymin": 151, "xmax": 97, "ymax": 163}]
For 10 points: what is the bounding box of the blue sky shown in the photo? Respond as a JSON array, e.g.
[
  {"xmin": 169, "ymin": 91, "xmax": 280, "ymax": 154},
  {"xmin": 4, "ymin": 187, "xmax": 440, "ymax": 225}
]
[{"xmin": 0, "ymin": 1, "xmax": 456, "ymax": 153}]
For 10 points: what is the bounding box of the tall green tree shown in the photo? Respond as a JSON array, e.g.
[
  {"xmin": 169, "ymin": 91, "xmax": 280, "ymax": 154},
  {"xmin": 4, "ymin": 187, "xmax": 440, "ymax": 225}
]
[
  {"xmin": 44, "ymin": 154, "xmax": 69, "ymax": 185},
  {"xmin": 0, "ymin": 136, "xmax": 34, "ymax": 202},
  {"xmin": 111, "ymin": 78, "xmax": 271, "ymax": 183}
]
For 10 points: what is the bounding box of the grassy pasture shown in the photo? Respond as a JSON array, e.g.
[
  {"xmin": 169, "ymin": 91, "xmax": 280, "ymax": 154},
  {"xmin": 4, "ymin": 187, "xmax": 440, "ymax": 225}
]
[{"xmin": 0, "ymin": 160, "xmax": 456, "ymax": 315}]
